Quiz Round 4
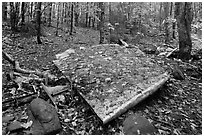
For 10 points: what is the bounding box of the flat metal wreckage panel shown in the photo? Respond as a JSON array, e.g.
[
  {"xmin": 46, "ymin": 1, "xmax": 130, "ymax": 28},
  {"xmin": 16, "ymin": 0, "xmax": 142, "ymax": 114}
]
[{"xmin": 53, "ymin": 44, "xmax": 169, "ymax": 124}]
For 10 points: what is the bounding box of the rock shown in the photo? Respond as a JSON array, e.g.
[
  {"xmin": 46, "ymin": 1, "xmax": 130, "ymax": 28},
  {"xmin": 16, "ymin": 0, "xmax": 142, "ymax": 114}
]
[
  {"xmin": 7, "ymin": 121, "xmax": 23, "ymax": 132},
  {"xmin": 28, "ymin": 98, "xmax": 61, "ymax": 135},
  {"xmin": 171, "ymin": 66, "xmax": 185, "ymax": 80},
  {"xmin": 123, "ymin": 114, "xmax": 157, "ymax": 135}
]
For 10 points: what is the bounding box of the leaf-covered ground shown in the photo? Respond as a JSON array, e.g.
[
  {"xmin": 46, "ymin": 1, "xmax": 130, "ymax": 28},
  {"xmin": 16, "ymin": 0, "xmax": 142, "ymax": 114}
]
[{"xmin": 2, "ymin": 24, "xmax": 202, "ymax": 135}]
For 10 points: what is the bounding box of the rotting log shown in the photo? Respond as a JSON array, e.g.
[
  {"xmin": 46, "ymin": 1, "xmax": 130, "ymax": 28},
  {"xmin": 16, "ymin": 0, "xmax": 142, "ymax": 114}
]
[{"xmin": 103, "ymin": 72, "xmax": 169, "ymax": 124}]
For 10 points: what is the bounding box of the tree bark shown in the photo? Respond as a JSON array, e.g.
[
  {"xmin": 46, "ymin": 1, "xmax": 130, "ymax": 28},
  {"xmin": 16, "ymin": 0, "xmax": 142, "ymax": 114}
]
[
  {"xmin": 10, "ymin": 2, "xmax": 17, "ymax": 31},
  {"xmin": 175, "ymin": 2, "xmax": 192, "ymax": 60},
  {"xmin": 52, "ymin": 3, "xmax": 56, "ymax": 19},
  {"xmin": 2, "ymin": 2, "xmax": 7, "ymax": 21},
  {"xmin": 70, "ymin": 2, "xmax": 74, "ymax": 35},
  {"xmin": 74, "ymin": 2, "xmax": 79, "ymax": 26},
  {"xmin": 99, "ymin": 2, "xmax": 105, "ymax": 44},
  {"xmin": 171, "ymin": 2, "xmax": 176, "ymax": 39},
  {"xmin": 61, "ymin": 3, "xmax": 64, "ymax": 24},
  {"xmin": 163, "ymin": 2, "xmax": 170, "ymax": 44},
  {"xmin": 159, "ymin": 3, "xmax": 162, "ymax": 32},
  {"xmin": 55, "ymin": 3, "xmax": 60, "ymax": 36},
  {"xmin": 36, "ymin": 2, "xmax": 42, "ymax": 44},
  {"xmin": 109, "ymin": 2, "xmax": 112, "ymax": 24},
  {"xmin": 88, "ymin": 16, "xmax": 92, "ymax": 27},
  {"xmin": 33, "ymin": 2, "xmax": 38, "ymax": 20},
  {"xmin": 48, "ymin": 2, "xmax": 52, "ymax": 27},
  {"xmin": 85, "ymin": 2, "xmax": 89, "ymax": 27},
  {"xmin": 193, "ymin": 3, "xmax": 197, "ymax": 24},
  {"xmin": 30, "ymin": 2, "xmax": 33, "ymax": 20},
  {"xmin": 21, "ymin": 2, "xmax": 25, "ymax": 24}
]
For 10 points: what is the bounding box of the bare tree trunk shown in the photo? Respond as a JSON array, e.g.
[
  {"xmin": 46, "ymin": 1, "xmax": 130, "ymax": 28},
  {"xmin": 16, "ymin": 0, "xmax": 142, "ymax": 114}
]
[
  {"xmin": 10, "ymin": 2, "xmax": 17, "ymax": 31},
  {"xmin": 109, "ymin": 2, "xmax": 112, "ymax": 24},
  {"xmin": 55, "ymin": 3, "xmax": 60, "ymax": 36},
  {"xmin": 36, "ymin": 2, "xmax": 42, "ymax": 44},
  {"xmin": 61, "ymin": 3, "xmax": 64, "ymax": 24},
  {"xmin": 70, "ymin": 2, "xmax": 74, "ymax": 35},
  {"xmin": 88, "ymin": 16, "xmax": 91, "ymax": 27},
  {"xmin": 33, "ymin": 2, "xmax": 38, "ymax": 20},
  {"xmin": 92, "ymin": 11, "xmax": 95, "ymax": 28},
  {"xmin": 48, "ymin": 2, "xmax": 52, "ymax": 27},
  {"xmin": 97, "ymin": 2, "xmax": 100, "ymax": 30},
  {"xmin": 193, "ymin": 3, "xmax": 197, "ymax": 24},
  {"xmin": 159, "ymin": 2, "xmax": 162, "ymax": 32},
  {"xmin": 138, "ymin": 4, "xmax": 142, "ymax": 33},
  {"xmin": 52, "ymin": 3, "xmax": 56, "ymax": 19},
  {"xmin": 74, "ymin": 2, "xmax": 79, "ymax": 27},
  {"xmin": 171, "ymin": 2, "xmax": 176, "ymax": 39},
  {"xmin": 65, "ymin": 3, "xmax": 68, "ymax": 23},
  {"xmin": 75, "ymin": 12, "xmax": 79, "ymax": 27},
  {"xmin": 99, "ymin": 2, "xmax": 105, "ymax": 44},
  {"xmin": 2, "ymin": 2, "xmax": 7, "ymax": 21},
  {"xmin": 164, "ymin": 2, "xmax": 170, "ymax": 44},
  {"xmin": 85, "ymin": 2, "xmax": 89, "ymax": 27},
  {"xmin": 21, "ymin": 2, "xmax": 25, "ymax": 24},
  {"xmin": 175, "ymin": 2, "xmax": 192, "ymax": 60},
  {"xmin": 30, "ymin": 2, "xmax": 33, "ymax": 20}
]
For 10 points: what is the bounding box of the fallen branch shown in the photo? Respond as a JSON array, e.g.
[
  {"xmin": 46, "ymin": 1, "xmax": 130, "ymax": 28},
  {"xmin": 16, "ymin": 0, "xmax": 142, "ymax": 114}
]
[
  {"xmin": 2, "ymin": 93, "xmax": 37, "ymax": 111},
  {"xmin": 41, "ymin": 83, "xmax": 58, "ymax": 110},
  {"xmin": 42, "ymin": 85, "xmax": 69, "ymax": 96},
  {"xmin": 2, "ymin": 51, "xmax": 57, "ymax": 81},
  {"xmin": 176, "ymin": 59, "xmax": 198, "ymax": 69},
  {"xmin": 166, "ymin": 48, "xmax": 178, "ymax": 58}
]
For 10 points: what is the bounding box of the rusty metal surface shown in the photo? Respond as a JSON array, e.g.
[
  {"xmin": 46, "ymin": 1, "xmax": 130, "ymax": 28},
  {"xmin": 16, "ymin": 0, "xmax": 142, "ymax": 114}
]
[{"xmin": 53, "ymin": 44, "xmax": 168, "ymax": 122}]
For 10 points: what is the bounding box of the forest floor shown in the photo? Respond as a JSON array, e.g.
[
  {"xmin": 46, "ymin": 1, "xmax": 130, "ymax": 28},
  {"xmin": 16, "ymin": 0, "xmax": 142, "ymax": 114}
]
[{"xmin": 2, "ymin": 23, "xmax": 202, "ymax": 135}]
